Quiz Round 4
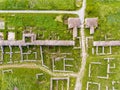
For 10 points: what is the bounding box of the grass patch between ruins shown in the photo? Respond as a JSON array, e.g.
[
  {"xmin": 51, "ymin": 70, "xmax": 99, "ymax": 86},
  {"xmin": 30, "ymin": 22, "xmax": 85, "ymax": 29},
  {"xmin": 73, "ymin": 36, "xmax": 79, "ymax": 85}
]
[
  {"xmin": 83, "ymin": 0, "xmax": 120, "ymax": 90},
  {"xmin": 82, "ymin": 55, "xmax": 120, "ymax": 90},
  {"xmin": 0, "ymin": 67, "xmax": 77, "ymax": 90},
  {"xmin": 42, "ymin": 46, "xmax": 81, "ymax": 72}
]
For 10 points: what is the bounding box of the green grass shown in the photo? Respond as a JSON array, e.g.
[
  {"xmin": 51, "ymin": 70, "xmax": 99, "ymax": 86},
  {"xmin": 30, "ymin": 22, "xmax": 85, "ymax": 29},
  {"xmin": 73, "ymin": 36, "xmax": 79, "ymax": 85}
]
[
  {"xmin": 53, "ymin": 80, "xmax": 67, "ymax": 90},
  {"xmin": 12, "ymin": 47, "xmax": 21, "ymax": 63},
  {"xmin": 82, "ymin": 56, "xmax": 120, "ymax": 90},
  {"xmin": 69, "ymin": 77, "xmax": 76, "ymax": 90},
  {"xmin": 0, "ymin": 45, "xmax": 41, "ymax": 64},
  {"xmin": 3, "ymin": 46, "xmax": 10, "ymax": 52},
  {"xmin": 25, "ymin": 37, "xmax": 32, "ymax": 43},
  {"xmin": 85, "ymin": 0, "xmax": 120, "ymax": 40},
  {"xmin": 3, "ymin": 54, "xmax": 10, "ymax": 63},
  {"xmin": 0, "ymin": 13, "xmax": 78, "ymax": 40},
  {"xmin": 54, "ymin": 59, "xmax": 64, "ymax": 70},
  {"xmin": 12, "ymin": 53, "xmax": 21, "ymax": 62},
  {"xmin": 0, "ymin": 68, "xmax": 51, "ymax": 90},
  {"xmin": 85, "ymin": 0, "xmax": 120, "ymax": 55},
  {"xmin": 84, "ymin": 1, "xmax": 120, "ymax": 88},
  {"xmin": 0, "ymin": 0, "xmax": 78, "ymax": 10},
  {"xmin": 0, "ymin": 67, "xmax": 78, "ymax": 90},
  {"xmin": 21, "ymin": 46, "xmax": 41, "ymax": 61},
  {"xmin": 88, "ymin": 84, "xmax": 99, "ymax": 90}
]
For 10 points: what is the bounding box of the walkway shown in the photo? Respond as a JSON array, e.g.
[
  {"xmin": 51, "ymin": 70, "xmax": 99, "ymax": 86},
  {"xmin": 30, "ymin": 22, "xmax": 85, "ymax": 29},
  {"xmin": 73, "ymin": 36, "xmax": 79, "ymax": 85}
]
[
  {"xmin": 0, "ymin": 10, "xmax": 78, "ymax": 14},
  {"xmin": 74, "ymin": 0, "xmax": 87, "ymax": 90}
]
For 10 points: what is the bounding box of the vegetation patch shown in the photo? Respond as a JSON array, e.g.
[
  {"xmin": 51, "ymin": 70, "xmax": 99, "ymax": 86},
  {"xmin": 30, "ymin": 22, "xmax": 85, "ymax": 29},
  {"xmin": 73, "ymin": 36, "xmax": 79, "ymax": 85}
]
[
  {"xmin": 83, "ymin": 1, "xmax": 120, "ymax": 89},
  {"xmin": 85, "ymin": 0, "xmax": 120, "ymax": 40},
  {"xmin": 43, "ymin": 46, "xmax": 81, "ymax": 72},
  {"xmin": 0, "ymin": 13, "xmax": 78, "ymax": 40},
  {"xmin": 0, "ymin": 0, "xmax": 80, "ymax": 10},
  {"xmin": 82, "ymin": 56, "xmax": 120, "ymax": 90},
  {"xmin": 0, "ymin": 68, "xmax": 51, "ymax": 90}
]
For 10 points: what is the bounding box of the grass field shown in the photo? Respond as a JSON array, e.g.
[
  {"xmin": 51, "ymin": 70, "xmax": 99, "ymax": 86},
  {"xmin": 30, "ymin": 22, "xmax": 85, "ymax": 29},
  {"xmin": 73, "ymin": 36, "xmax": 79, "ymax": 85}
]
[
  {"xmin": 83, "ymin": 0, "xmax": 120, "ymax": 90},
  {"xmin": 85, "ymin": 0, "xmax": 120, "ymax": 40},
  {"xmin": 82, "ymin": 56, "xmax": 120, "ymax": 90},
  {"xmin": 43, "ymin": 46, "xmax": 81, "ymax": 72},
  {"xmin": 85, "ymin": 0, "xmax": 120, "ymax": 55},
  {"xmin": 0, "ymin": 68, "xmax": 51, "ymax": 90},
  {"xmin": 0, "ymin": 0, "xmax": 80, "ymax": 10},
  {"xmin": 0, "ymin": 67, "xmax": 76, "ymax": 90},
  {"xmin": 0, "ymin": 13, "xmax": 78, "ymax": 40}
]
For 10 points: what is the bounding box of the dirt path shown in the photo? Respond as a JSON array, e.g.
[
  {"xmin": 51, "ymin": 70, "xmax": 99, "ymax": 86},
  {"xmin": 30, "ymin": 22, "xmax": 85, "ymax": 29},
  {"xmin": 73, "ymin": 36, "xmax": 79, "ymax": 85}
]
[
  {"xmin": 0, "ymin": 63, "xmax": 78, "ymax": 77},
  {"xmin": 0, "ymin": 63, "xmax": 39, "ymax": 69}
]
